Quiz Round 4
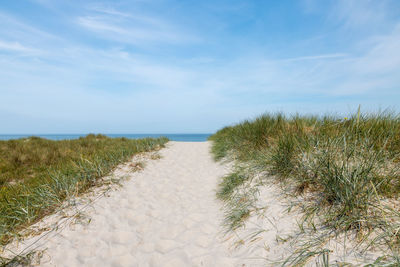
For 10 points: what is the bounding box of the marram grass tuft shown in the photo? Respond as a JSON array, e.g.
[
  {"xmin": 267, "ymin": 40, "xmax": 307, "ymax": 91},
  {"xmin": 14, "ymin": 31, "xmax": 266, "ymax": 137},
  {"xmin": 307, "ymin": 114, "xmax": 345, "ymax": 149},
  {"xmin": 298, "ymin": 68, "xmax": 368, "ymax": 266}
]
[{"xmin": 210, "ymin": 111, "xmax": 400, "ymax": 265}]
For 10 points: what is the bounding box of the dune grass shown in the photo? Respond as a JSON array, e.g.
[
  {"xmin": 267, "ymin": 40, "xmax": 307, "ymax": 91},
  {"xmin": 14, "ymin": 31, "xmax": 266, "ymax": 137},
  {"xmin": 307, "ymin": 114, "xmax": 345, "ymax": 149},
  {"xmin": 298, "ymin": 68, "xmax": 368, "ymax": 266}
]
[
  {"xmin": 0, "ymin": 134, "xmax": 168, "ymax": 246},
  {"xmin": 210, "ymin": 111, "xmax": 400, "ymax": 265}
]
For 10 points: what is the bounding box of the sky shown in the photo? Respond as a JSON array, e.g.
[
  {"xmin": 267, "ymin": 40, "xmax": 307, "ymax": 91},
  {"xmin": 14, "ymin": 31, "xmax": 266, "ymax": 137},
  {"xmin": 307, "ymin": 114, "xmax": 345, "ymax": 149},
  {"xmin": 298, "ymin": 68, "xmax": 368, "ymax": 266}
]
[{"xmin": 0, "ymin": 0, "xmax": 399, "ymax": 134}]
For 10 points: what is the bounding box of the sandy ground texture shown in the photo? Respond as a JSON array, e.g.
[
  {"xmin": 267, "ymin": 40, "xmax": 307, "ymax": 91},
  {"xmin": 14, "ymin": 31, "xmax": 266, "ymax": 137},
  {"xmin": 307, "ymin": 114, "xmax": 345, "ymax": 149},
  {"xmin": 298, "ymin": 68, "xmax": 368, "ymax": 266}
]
[
  {"xmin": 2, "ymin": 142, "xmax": 269, "ymax": 266},
  {"xmin": 2, "ymin": 141, "xmax": 383, "ymax": 267}
]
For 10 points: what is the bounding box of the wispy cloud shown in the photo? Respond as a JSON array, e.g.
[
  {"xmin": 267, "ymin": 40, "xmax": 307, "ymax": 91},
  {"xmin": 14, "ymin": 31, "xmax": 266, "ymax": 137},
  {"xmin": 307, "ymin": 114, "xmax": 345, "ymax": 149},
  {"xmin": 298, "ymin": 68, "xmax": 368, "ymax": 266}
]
[
  {"xmin": 330, "ymin": 0, "xmax": 390, "ymax": 29},
  {"xmin": 76, "ymin": 6, "xmax": 200, "ymax": 45},
  {"xmin": 278, "ymin": 53, "xmax": 347, "ymax": 62},
  {"xmin": 88, "ymin": 5, "xmax": 131, "ymax": 18},
  {"xmin": 0, "ymin": 40, "xmax": 37, "ymax": 53},
  {"xmin": 77, "ymin": 16, "xmax": 126, "ymax": 34},
  {"xmin": 0, "ymin": 0, "xmax": 399, "ymax": 133}
]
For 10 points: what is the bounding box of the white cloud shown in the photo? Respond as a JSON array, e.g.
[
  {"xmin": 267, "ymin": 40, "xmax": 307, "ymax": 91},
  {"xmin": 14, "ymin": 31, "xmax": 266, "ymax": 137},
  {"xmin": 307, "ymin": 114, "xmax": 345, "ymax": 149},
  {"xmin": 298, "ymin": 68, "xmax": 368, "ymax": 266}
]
[
  {"xmin": 352, "ymin": 24, "xmax": 400, "ymax": 73},
  {"xmin": 0, "ymin": 12, "xmax": 59, "ymax": 41},
  {"xmin": 77, "ymin": 16, "xmax": 126, "ymax": 34},
  {"xmin": 278, "ymin": 53, "xmax": 348, "ymax": 62},
  {"xmin": 330, "ymin": 0, "xmax": 389, "ymax": 29},
  {"xmin": 0, "ymin": 1, "xmax": 399, "ymax": 133},
  {"xmin": 88, "ymin": 5, "xmax": 132, "ymax": 18},
  {"xmin": 76, "ymin": 6, "xmax": 200, "ymax": 45},
  {"xmin": 0, "ymin": 40, "xmax": 37, "ymax": 53}
]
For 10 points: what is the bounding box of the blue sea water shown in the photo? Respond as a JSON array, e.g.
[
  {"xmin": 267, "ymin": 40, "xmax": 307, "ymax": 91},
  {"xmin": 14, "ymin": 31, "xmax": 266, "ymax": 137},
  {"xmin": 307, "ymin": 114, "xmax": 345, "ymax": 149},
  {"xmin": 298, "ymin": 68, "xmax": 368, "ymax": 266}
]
[{"xmin": 0, "ymin": 134, "xmax": 211, "ymax": 142}]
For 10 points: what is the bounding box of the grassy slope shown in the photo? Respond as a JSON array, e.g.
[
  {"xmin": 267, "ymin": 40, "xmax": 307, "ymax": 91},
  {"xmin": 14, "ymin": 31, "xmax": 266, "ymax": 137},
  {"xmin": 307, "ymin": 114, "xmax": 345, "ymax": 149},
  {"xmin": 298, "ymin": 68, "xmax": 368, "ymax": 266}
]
[
  {"xmin": 210, "ymin": 112, "xmax": 400, "ymax": 265},
  {"xmin": 0, "ymin": 134, "xmax": 168, "ymax": 245}
]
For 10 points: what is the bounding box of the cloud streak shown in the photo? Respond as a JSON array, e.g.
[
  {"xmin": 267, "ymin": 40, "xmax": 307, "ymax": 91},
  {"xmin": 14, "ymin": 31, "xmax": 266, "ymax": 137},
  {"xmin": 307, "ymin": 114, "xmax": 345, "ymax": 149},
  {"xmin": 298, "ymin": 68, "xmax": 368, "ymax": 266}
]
[
  {"xmin": 278, "ymin": 53, "xmax": 348, "ymax": 62},
  {"xmin": 0, "ymin": 40, "xmax": 37, "ymax": 53},
  {"xmin": 76, "ymin": 6, "xmax": 200, "ymax": 45}
]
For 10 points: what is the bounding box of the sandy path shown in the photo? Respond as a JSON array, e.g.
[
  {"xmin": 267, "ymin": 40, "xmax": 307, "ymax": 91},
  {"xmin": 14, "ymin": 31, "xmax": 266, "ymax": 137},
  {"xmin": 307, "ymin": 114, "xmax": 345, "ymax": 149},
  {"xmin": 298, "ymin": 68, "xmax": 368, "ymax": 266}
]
[{"xmin": 17, "ymin": 141, "xmax": 260, "ymax": 266}]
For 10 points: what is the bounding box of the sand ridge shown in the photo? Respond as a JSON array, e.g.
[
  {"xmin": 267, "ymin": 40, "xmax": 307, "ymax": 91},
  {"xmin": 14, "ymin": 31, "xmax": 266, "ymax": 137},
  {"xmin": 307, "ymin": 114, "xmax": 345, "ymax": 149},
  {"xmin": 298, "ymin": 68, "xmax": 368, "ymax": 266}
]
[{"xmin": 4, "ymin": 141, "xmax": 267, "ymax": 266}]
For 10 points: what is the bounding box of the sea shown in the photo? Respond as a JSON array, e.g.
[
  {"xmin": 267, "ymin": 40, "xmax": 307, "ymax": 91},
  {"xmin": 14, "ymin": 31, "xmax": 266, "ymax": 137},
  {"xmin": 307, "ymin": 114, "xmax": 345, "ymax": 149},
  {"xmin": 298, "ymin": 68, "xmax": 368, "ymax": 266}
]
[{"xmin": 0, "ymin": 134, "xmax": 211, "ymax": 142}]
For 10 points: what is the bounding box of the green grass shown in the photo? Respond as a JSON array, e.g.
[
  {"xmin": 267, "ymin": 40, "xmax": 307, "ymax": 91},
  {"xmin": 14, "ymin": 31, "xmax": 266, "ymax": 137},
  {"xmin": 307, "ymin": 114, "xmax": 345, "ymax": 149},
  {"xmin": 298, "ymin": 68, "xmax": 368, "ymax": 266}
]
[
  {"xmin": 217, "ymin": 172, "xmax": 249, "ymax": 201},
  {"xmin": 210, "ymin": 111, "xmax": 400, "ymax": 265},
  {"xmin": 0, "ymin": 134, "xmax": 168, "ymax": 246}
]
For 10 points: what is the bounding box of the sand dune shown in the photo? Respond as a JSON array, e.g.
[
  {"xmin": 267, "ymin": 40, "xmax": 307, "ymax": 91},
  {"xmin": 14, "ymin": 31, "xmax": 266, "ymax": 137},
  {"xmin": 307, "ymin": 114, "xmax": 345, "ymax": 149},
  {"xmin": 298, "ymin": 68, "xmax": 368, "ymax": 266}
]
[
  {"xmin": 3, "ymin": 141, "xmax": 379, "ymax": 266},
  {"xmin": 3, "ymin": 142, "xmax": 270, "ymax": 266}
]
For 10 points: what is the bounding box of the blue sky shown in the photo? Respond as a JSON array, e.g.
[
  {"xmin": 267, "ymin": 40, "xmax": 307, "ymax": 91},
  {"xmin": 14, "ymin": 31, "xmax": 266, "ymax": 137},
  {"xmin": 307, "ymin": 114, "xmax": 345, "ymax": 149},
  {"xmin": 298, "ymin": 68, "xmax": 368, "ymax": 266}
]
[{"xmin": 0, "ymin": 0, "xmax": 399, "ymax": 134}]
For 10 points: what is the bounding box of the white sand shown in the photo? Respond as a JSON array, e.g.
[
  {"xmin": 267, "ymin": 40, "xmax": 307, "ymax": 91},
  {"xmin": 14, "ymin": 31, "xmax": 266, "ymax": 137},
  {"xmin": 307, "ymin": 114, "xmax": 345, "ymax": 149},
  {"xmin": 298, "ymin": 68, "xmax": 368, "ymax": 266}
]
[
  {"xmin": 2, "ymin": 141, "xmax": 378, "ymax": 266},
  {"xmin": 2, "ymin": 142, "xmax": 268, "ymax": 266}
]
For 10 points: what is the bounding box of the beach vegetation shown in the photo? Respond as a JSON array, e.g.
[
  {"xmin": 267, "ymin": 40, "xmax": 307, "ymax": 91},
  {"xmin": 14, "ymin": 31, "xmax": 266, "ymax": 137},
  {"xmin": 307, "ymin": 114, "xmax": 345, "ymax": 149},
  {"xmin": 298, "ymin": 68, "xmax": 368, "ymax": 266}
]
[
  {"xmin": 210, "ymin": 110, "xmax": 400, "ymax": 265},
  {"xmin": 0, "ymin": 134, "xmax": 168, "ymax": 246}
]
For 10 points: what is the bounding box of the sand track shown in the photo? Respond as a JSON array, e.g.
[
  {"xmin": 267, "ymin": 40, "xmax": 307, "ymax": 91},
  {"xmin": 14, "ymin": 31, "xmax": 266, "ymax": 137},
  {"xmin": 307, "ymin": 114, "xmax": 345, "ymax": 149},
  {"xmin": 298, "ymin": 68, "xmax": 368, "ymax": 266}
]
[{"xmin": 7, "ymin": 142, "xmax": 263, "ymax": 266}]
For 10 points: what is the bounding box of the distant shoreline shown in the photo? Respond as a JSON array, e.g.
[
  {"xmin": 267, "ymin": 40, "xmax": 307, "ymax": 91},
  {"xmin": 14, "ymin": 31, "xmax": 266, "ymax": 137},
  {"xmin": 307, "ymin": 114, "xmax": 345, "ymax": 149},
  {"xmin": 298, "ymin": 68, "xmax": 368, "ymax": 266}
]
[{"xmin": 0, "ymin": 133, "xmax": 212, "ymax": 142}]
